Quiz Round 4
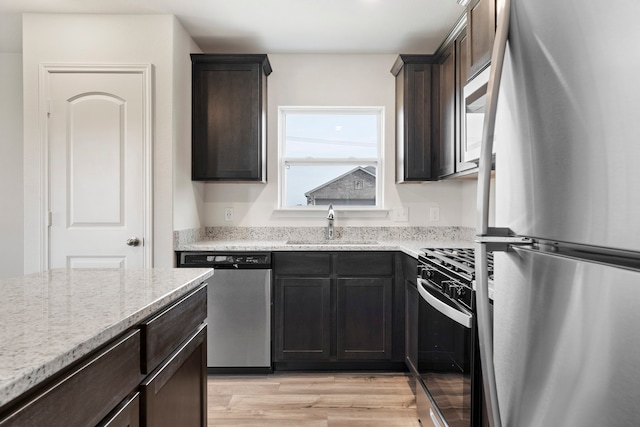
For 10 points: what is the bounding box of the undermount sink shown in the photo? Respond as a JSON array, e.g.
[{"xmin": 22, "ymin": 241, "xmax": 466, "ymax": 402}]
[{"xmin": 286, "ymin": 240, "xmax": 379, "ymax": 245}]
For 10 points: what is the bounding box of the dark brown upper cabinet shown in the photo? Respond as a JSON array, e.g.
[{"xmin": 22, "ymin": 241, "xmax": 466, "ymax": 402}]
[
  {"xmin": 434, "ymin": 14, "xmax": 479, "ymax": 180},
  {"xmin": 437, "ymin": 43, "xmax": 456, "ymax": 178},
  {"xmin": 466, "ymin": 0, "xmax": 496, "ymax": 80},
  {"xmin": 391, "ymin": 55, "xmax": 439, "ymax": 182},
  {"xmin": 191, "ymin": 54, "xmax": 271, "ymax": 182}
]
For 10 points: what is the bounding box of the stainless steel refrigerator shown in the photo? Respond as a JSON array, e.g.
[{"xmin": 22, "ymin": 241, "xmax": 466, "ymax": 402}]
[{"xmin": 474, "ymin": 0, "xmax": 640, "ymax": 426}]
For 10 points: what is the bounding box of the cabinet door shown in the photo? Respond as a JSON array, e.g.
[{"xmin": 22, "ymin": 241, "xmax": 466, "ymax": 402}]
[
  {"xmin": 191, "ymin": 55, "xmax": 269, "ymax": 182},
  {"xmin": 467, "ymin": 0, "xmax": 496, "ymax": 79},
  {"xmin": 438, "ymin": 43, "xmax": 456, "ymax": 178},
  {"xmin": 336, "ymin": 277, "xmax": 393, "ymax": 360},
  {"xmin": 274, "ymin": 277, "xmax": 332, "ymax": 360},
  {"xmin": 405, "ymin": 280, "xmax": 418, "ymax": 373},
  {"xmin": 393, "ymin": 56, "xmax": 437, "ymax": 182},
  {"xmin": 140, "ymin": 325, "xmax": 207, "ymax": 427}
]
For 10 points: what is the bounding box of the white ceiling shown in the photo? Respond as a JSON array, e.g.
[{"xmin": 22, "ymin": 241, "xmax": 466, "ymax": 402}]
[{"xmin": 0, "ymin": 0, "xmax": 464, "ymax": 54}]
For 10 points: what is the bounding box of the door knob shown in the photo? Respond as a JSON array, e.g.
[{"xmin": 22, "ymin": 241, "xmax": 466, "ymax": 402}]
[{"xmin": 126, "ymin": 237, "xmax": 141, "ymax": 247}]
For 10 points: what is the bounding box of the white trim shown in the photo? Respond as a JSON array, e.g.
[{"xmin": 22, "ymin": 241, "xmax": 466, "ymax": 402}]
[
  {"xmin": 39, "ymin": 63, "xmax": 153, "ymax": 269},
  {"xmin": 273, "ymin": 208, "xmax": 390, "ymax": 219},
  {"xmin": 278, "ymin": 106, "xmax": 385, "ymax": 210},
  {"xmin": 38, "ymin": 65, "xmax": 49, "ymax": 270},
  {"xmin": 282, "ymin": 158, "xmax": 380, "ymax": 163}
]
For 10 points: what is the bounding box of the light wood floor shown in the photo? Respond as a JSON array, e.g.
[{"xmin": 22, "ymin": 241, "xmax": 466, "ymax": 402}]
[{"xmin": 207, "ymin": 372, "xmax": 420, "ymax": 426}]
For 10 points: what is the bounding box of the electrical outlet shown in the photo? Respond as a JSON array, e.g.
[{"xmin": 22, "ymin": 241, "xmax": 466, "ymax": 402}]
[
  {"xmin": 391, "ymin": 207, "xmax": 409, "ymax": 222},
  {"xmin": 224, "ymin": 207, "xmax": 234, "ymax": 222},
  {"xmin": 429, "ymin": 207, "xmax": 440, "ymax": 222}
]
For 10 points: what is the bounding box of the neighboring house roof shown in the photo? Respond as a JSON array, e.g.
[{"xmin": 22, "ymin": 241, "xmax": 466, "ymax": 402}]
[
  {"xmin": 304, "ymin": 166, "xmax": 375, "ymax": 197},
  {"xmin": 305, "ymin": 166, "xmax": 376, "ymax": 205}
]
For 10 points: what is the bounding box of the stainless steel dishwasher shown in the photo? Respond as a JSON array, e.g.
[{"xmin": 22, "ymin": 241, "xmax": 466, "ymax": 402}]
[{"xmin": 178, "ymin": 252, "xmax": 271, "ymax": 373}]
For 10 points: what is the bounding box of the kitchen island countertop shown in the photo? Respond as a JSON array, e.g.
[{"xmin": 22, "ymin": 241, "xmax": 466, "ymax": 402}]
[{"xmin": 0, "ymin": 268, "xmax": 213, "ymax": 409}]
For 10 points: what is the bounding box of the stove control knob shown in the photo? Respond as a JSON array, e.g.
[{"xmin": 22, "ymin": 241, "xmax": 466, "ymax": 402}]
[
  {"xmin": 450, "ymin": 286, "xmax": 459, "ymax": 299},
  {"xmin": 420, "ymin": 267, "xmax": 433, "ymax": 280}
]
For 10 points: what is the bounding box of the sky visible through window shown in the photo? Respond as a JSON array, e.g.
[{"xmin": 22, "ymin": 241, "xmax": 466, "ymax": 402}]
[{"xmin": 283, "ymin": 111, "xmax": 380, "ymax": 206}]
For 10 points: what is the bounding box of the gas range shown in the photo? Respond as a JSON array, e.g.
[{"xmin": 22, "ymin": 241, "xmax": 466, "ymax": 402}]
[
  {"xmin": 417, "ymin": 248, "xmax": 494, "ymax": 310},
  {"xmin": 414, "ymin": 247, "xmax": 492, "ymax": 426}
]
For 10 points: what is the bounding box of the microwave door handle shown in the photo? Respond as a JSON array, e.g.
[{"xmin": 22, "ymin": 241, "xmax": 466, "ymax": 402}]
[
  {"xmin": 475, "ymin": 0, "xmax": 512, "ymax": 427},
  {"xmin": 417, "ymin": 278, "xmax": 472, "ymax": 329}
]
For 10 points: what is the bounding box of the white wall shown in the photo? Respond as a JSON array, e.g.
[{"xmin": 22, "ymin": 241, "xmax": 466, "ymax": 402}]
[
  {"xmin": 172, "ymin": 20, "xmax": 204, "ymax": 233},
  {"xmin": 202, "ymin": 53, "xmax": 468, "ymax": 228},
  {"xmin": 0, "ymin": 53, "xmax": 24, "ymax": 279},
  {"xmin": 22, "ymin": 14, "xmax": 199, "ymax": 272},
  {"xmin": 460, "ymin": 178, "xmax": 496, "ymax": 229}
]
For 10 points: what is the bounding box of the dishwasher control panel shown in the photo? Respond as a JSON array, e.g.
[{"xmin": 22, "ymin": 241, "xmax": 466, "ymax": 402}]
[{"xmin": 178, "ymin": 252, "xmax": 271, "ymax": 268}]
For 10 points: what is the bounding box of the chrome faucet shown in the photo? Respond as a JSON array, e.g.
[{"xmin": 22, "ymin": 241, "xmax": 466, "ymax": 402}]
[{"xmin": 326, "ymin": 204, "xmax": 335, "ymax": 240}]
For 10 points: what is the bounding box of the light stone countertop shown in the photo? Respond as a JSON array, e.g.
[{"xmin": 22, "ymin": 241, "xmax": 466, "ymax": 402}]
[
  {"xmin": 0, "ymin": 268, "xmax": 213, "ymax": 409},
  {"xmin": 175, "ymin": 239, "xmax": 474, "ymax": 259},
  {"xmin": 175, "ymin": 238, "xmax": 493, "ymax": 296}
]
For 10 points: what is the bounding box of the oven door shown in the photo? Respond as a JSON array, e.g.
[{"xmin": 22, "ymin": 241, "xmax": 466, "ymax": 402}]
[{"xmin": 417, "ymin": 277, "xmax": 474, "ymax": 427}]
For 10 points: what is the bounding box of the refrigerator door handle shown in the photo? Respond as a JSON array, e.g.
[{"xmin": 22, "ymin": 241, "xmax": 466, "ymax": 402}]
[
  {"xmin": 417, "ymin": 278, "xmax": 473, "ymax": 329},
  {"xmin": 475, "ymin": 0, "xmax": 512, "ymax": 426},
  {"xmin": 476, "ymin": 227, "xmax": 533, "ymax": 252}
]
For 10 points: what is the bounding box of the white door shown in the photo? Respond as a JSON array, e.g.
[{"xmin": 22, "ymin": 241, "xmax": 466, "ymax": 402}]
[{"xmin": 46, "ymin": 66, "xmax": 151, "ymax": 269}]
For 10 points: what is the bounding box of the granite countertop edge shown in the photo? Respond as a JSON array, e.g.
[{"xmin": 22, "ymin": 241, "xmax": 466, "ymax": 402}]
[
  {"xmin": 0, "ymin": 268, "xmax": 213, "ymax": 409},
  {"xmin": 175, "ymin": 239, "xmax": 475, "ymax": 258}
]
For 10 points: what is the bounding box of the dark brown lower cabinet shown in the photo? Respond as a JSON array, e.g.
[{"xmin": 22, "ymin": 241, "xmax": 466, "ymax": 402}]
[
  {"xmin": 273, "ymin": 252, "xmax": 403, "ymax": 370},
  {"xmin": 399, "ymin": 253, "xmax": 418, "ymax": 375},
  {"xmin": 141, "ymin": 325, "xmax": 207, "ymax": 427},
  {"xmin": 0, "ymin": 284, "xmax": 208, "ymax": 427}
]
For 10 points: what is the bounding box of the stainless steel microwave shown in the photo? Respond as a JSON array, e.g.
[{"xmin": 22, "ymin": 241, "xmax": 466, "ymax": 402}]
[{"xmin": 462, "ymin": 66, "xmax": 493, "ymax": 163}]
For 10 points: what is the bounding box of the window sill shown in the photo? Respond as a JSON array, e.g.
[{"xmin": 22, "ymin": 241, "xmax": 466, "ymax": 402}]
[{"xmin": 273, "ymin": 208, "xmax": 390, "ymax": 219}]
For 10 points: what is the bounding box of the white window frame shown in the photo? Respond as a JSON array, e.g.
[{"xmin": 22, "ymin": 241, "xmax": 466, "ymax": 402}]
[{"xmin": 277, "ymin": 106, "xmax": 385, "ymax": 212}]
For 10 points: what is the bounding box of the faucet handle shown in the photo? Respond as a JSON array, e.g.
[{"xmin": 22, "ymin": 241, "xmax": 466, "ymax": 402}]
[{"xmin": 327, "ymin": 204, "xmax": 335, "ymax": 220}]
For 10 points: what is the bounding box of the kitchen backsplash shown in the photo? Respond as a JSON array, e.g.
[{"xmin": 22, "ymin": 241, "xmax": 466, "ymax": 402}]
[{"xmin": 174, "ymin": 226, "xmax": 475, "ymax": 248}]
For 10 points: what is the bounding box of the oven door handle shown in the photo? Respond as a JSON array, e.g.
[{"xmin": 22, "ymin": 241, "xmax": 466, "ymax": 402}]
[{"xmin": 417, "ymin": 278, "xmax": 473, "ymax": 329}]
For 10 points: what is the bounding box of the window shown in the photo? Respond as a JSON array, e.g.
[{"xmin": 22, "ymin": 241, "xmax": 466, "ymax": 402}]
[{"xmin": 279, "ymin": 107, "xmax": 383, "ymax": 208}]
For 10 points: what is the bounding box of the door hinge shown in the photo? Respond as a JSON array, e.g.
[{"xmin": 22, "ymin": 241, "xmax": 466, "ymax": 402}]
[
  {"xmin": 47, "ymin": 211, "xmax": 52, "ymax": 227},
  {"xmin": 47, "ymin": 100, "xmax": 51, "ymax": 117},
  {"xmin": 475, "ymin": 227, "xmax": 533, "ymax": 252}
]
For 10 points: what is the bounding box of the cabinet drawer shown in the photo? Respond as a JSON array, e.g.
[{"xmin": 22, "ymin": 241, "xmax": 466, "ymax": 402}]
[
  {"xmin": 140, "ymin": 284, "xmax": 207, "ymax": 374},
  {"xmin": 336, "ymin": 252, "xmax": 393, "ymax": 276},
  {"xmin": 141, "ymin": 325, "xmax": 207, "ymax": 427},
  {"xmin": 97, "ymin": 392, "xmax": 140, "ymax": 427},
  {"xmin": 0, "ymin": 330, "xmax": 141, "ymax": 427},
  {"xmin": 274, "ymin": 253, "xmax": 331, "ymax": 275}
]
